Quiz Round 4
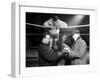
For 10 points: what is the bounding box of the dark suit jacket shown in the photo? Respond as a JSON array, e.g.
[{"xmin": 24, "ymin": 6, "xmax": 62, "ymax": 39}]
[{"xmin": 38, "ymin": 43, "xmax": 59, "ymax": 66}]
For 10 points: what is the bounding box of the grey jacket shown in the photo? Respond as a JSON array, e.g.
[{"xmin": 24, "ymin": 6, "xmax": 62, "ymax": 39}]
[{"xmin": 70, "ymin": 37, "xmax": 87, "ymax": 58}]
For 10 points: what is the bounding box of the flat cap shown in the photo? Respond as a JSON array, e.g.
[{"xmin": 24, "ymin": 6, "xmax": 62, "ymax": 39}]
[{"xmin": 72, "ymin": 29, "xmax": 80, "ymax": 35}]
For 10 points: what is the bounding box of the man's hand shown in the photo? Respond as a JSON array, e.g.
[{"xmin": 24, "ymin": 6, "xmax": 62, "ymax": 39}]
[
  {"xmin": 58, "ymin": 51, "xmax": 63, "ymax": 56},
  {"xmin": 63, "ymin": 44, "xmax": 70, "ymax": 53}
]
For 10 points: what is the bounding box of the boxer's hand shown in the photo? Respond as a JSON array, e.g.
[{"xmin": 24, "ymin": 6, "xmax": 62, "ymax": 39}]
[
  {"xmin": 63, "ymin": 44, "xmax": 70, "ymax": 53},
  {"xmin": 58, "ymin": 51, "xmax": 62, "ymax": 56}
]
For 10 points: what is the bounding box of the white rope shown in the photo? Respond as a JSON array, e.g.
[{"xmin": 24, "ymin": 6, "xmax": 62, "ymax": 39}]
[
  {"xmin": 26, "ymin": 23, "xmax": 89, "ymax": 28},
  {"xmin": 68, "ymin": 24, "xmax": 89, "ymax": 28}
]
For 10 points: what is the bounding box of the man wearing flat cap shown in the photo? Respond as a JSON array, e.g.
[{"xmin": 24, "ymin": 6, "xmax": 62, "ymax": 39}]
[
  {"xmin": 65, "ymin": 30, "xmax": 89, "ymax": 65},
  {"xmin": 38, "ymin": 34, "xmax": 64, "ymax": 66}
]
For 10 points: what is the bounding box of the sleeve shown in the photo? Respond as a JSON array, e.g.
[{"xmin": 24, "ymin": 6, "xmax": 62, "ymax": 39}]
[{"xmin": 69, "ymin": 40, "xmax": 87, "ymax": 57}]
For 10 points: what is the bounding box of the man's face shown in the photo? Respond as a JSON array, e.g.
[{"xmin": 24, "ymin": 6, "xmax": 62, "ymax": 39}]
[
  {"xmin": 62, "ymin": 35, "xmax": 67, "ymax": 42},
  {"xmin": 72, "ymin": 33, "xmax": 80, "ymax": 41},
  {"xmin": 42, "ymin": 35, "xmax": 51, "ymax": 44}
]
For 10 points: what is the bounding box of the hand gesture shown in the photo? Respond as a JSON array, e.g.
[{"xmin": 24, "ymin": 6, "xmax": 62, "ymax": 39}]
[{"xmin": 63, "ymin": 44, "xmax": 70, "ymax": 53}]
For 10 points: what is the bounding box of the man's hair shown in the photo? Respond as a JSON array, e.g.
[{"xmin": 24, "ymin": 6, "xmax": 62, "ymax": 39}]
[{"xmin": 52, "ymin": 16, "xmax": 59, "ymax": 21}]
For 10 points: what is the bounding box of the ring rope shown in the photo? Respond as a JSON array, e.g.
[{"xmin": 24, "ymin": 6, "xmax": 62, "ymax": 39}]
[{"xmin": 26, "ymin": 23, "xmax": 89, "ymax": 28}]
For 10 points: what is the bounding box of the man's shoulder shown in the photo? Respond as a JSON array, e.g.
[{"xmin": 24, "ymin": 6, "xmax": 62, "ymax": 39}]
[
  {"xmin": 58, "ymin": 19, "xmax": 68, "ymax": 27},
  {"xmin": 43, "ymin": 19, "xmax": 53, "ymax": 26},
  {"xmin": 78, "ymin": 38, "xmax": 86, "ymax": 45},
  {"xmin": 59, "ymin": 19, "xmax": 67, "ymax": 24},
  {"xmin": 45, "ymin": 19, "xmax": 53, "ymax": 22}
]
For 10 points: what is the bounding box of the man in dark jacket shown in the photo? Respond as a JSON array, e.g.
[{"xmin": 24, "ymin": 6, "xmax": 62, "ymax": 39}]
[{"xmin": 38, "ymin": 34, "xmax": 63, "ymax": 66}]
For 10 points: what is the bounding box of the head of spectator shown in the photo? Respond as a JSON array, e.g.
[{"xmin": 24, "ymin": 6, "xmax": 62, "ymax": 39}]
[
  {"xmin": 42, "ymin": 34, "xmax": 51, "ymax": 44},
  {"xmin": 52, "ymin": 16, "xmax": 59, "ymax": 28},
  {"xmin": 72, "ymin": 30, "xmax": 80, "ymax": 41},
  {"xmin": 52, "ymin": 16, "xmax": 59, "ymax": 21},
  {"xmin": 61, "ymin": 34, "xmax": 68, "ymax": 43}
]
